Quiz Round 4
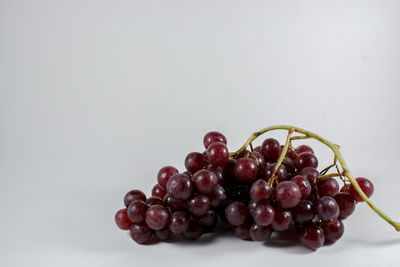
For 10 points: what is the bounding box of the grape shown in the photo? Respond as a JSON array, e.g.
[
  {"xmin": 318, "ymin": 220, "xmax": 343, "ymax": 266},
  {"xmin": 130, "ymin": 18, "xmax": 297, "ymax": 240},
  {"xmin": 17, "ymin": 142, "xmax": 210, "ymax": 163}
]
[
  {"xmin": 282, "ymin": 157, "xmax": 295, "ymax": 174},
  {"xmin": 225, "ymin": 201, "xmax": 249, "ymax": 226},
  {"xmin": 151, "ymin": 184, "xmax": 167, "ymax": 199},
  {"xmin": 145, "ymin": 205, "xmax": 169, "ymax": 230},
  {"xmin": 130, "ymin": 224, "xmax": 153, "ymax": 244},
  {"xmin": 127, "ymin": 200, "xmax": 148, "ymax": 223},
  {"xmin": 349, "ymin": 177, "xmax": 374, "ymax": 202},
  {"xmin": 192, "ymin": 169, "xmax": 218, "ymax": 194},
  {"xmin": 253, "ymin": 146, "xmax": 262, "ymax": 153},
  {"xmin": 272, "ymin": 209, "xmax": 293, "ymax": 231},
  {"xmin": 291, "ymin": 175, "xmax": 312, "ymax": 199},
  {"xmin": 203, "ymin": 131, "xmax": 227, "ymax": 149},
  {"xmin": 292, "ymin": 200, "xmax": 314, "ymax": 223},
  {"xmin": 282, "ymin": 146, "xmax": 297, "ymax": 161},
  {"xmin": 300, "ymin": 225, "xmax": 325, "ymax": 250},
  {"xmin": 198, "ymin": 210, "xmax": 218, "ymax": 227},
  {"xmin": 206, "ymin": 142, "xmax": 229, "ymax": 166},
  {"xmin": 253, "ymin": 151, "xmax": 266, "ymax": 170},
  {"xmin": 187, "ymin": 194, "xmax": 210, "ymax": 216},
  {"xmin": 146, "ymin": 196, "xmax": 165, "ymax": 207},
  {"xmin": 252, "ymin": 203, "xmax": 275, "ymax": 226},
  {"xmin": 300, "ymin": 167, "xmax": 319, "ymax": 185},
  {"xmin": 321, "ymin": 218, "xmax": 344, "ymax": 243},
  {"xmin": 124, "ymin": 189, "xmax": 146, "ymax": 208},
  {"xmin": 208, "ymin": 184, "xmax": 226, "ymax": 208},
  {"xmin": 261, "ymin": 138, "xmax": 281, "ymax": 162},
  {"xmin": 249, "ymin": 179, "xmax": 272, "ymax": 202},
  {"xmin": 334, "ymin": 192, "xmax": 356, "ymax": 219},
  {"xmin": 163, "ymin": 193, "xmax": 187, "ymax": 210},
  {"xmin": 157, "ymin": 166, "xmax": 179, "ymax": 189},
  {"xmin": 263, "ymin": 163, "xmax": 287, "ymax": 182},
  {"xmin": 250, "ymin": 224, "xmax": 272, "ymax": 241},
  {"xmin": 166, "ymin": 173, "xmax": 193, "ymax": 200},
  {"xmin": 295, "ymin": 152, "xmax": 318, "ymax": 171},
  {"xmin": 234, "ymin": 222, "xmax": 251, "ymax": 240},
  {"xmin": 296, "ymin": 145, "xmax": 314, "ymax": 155},
  {"xmin": 181, "ymin": 221, "xmax": 203, "ymax": 240},
  {"xmin": 222, "ymin": 158, "xmax": 237, "ymax": 179},
  {"xmin": 274, "ymin": 181, "xmax": 302, "ymax": 208},
  {"xmin": 115, "ymin": 208, "xmax": 133, "ymax": 230},
  {"xmin": 155, "ymin": 228, "xmax": 170, "ymax": 241},
  {"xmin": 234, "ymin": 158, "xmax": 259, "ymax": 182},
  {"xmin": 207, "ymin": 166, "xmax": 226, "ymax": 185},
  {"xmin": 184, "ymin": 152, "xmax": 204, "ymax": 173},
  {"xmin": 317, "ymin": 178, "xmax": 339, "ymax": 197},
  {"xmin": 169, "ymin": 211, "xmax": 190, "ymax": 234},
  {"xmin": 340, "ymin": 184, "xmax": 350, "ymax": 193},
  {"xmin": 316, "ymin": 196, "xmax": 339, "ymax": 221}
]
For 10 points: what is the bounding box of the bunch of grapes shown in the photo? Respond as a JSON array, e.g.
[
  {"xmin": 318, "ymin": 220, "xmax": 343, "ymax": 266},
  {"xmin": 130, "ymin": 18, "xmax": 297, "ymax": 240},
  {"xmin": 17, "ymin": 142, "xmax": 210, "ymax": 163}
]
[{"xmin": 115, "ymin": 130, "xmax": 375, "ymax": 250}]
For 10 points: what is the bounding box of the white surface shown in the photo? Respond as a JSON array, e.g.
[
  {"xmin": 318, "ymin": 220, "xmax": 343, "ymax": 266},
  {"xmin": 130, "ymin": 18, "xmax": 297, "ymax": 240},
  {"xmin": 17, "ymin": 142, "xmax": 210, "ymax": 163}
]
[{"xmin": 1, "ymin": 0, "xmax": 400, "ymax": 266}]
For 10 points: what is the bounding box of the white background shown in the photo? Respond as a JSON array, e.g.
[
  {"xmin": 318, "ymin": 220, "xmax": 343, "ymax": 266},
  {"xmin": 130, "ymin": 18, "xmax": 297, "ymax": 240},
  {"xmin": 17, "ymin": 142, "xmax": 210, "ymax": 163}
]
[{"xmin": 1, "ymin": 0, "xmax": 400, "ymax": 266}]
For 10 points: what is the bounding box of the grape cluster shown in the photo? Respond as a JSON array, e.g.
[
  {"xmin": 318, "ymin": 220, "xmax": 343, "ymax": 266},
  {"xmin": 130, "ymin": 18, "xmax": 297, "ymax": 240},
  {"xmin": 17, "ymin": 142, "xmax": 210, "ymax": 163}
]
[{"xmin": 115, "ymin": 131, "xmax": 374, "ymax": 250}]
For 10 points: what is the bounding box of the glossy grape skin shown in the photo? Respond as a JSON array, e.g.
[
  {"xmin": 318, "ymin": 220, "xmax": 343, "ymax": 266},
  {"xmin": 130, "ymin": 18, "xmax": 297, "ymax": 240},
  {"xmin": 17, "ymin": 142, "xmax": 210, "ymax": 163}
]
[
  {"xmin": 181, "ymin": 221, "xmax": 203, "ymax": 240},
  {"xmin": 300, "ymin": 226, "xmax": 325, "ymax": 251},
  {"xmin": 292, "ymin": 200, "xmax": 314, "ymax": 223},
  {"xmin": 203, "ymin": 131, "xmax": 227, "ymax": 149},
  {"xmin": 115, "ymin": 208, "xmax": 133, "ymax": 230},
  {"xmin": 321, "ymin": 218, "xmax": 344, "ymax": 243},
  {"xmin": 291, "ymin": 175, "xmax": 312, "ymax": 199},
  {"xmin": 250, "ymin": 224, "xmax": 272, "ymax": 241},
  {"xmin": 207, "ymin": 166, "xmax": 226, "ymax": 186},
  {"xmin": 316, "ymin": 196, "xmax": 339, "ymax": 221},
  {"xmin": 317, "ymin": 178, "xmax": 339, "ymax": 197},
  {"xmin": 124, "ymin": 189, "xmax": 146, "ymax": 208},
  {"xmin": 163, "ymin": 193, "xmax": 187, "ymax": 210},
  {"xmin": 349, "ymin": 177, "xmax": 374, "ymax": 202},
  {"xmin": 169, "ymin": 211, "xmax": 190, "ymax": 234},
  {"xmin": 146, "ymin": 196, "xmax": 165, "ymax": 207},
  {"xmin": 187, "ymin": 194, "xmax": 210, "ymax": 216},
  {"xmin": 145, "ymin": 205, "xmax": 170, "ymax": 230},
  {"xmin": 296, "ymin": 145, "xmax": 314, "ymax": 155},
  {"xmin": 334, "ymin": 192, "xmax": 356, "ymax": 219},
  {"xmin": 252, "ymin": 203, "xmax": 275, "ymax": 226},
  {"xmin": 272, "ymin": 209, "xmax": 293, "ymax": 231},
  {"xmin": 300, "ymin": 167, "xmax": 320, "ymax": 185},
  {"xmin": 295, "ymin": 152, "xmax": 318, "ymax": 171},
  {"xmin": 263, "ymin": 163, "xmax": 287, "ymax": 182},
  {"xmin": 193, "ymin": 169, "xmax": 218, "ymax": 194},
  {"xmin": 157, "ymin": 166, "xmax": 179, "ymax": 189},
  {"xmin": 206, "ymin": 142, "xmax": 229, "ymax": 166},
  {"xmin": 127, "ymin": 200, "xmax": 148, "ymax": 223},
  {"xmin": 234, "ymin": 158, "xmax": 259, "ymax": 182},
  {"xmin": 130, "ymin": 223, "xmax": 153, "ymax": 244},
  {"xmin": 208, "ymin": 184, "xmax": 226, "ymax": 208},
  {"xmin": 184, "ymin": 152, "xmax": 204, "ymax": 173},
  {"xmin": 261, "ymin": 138, "xmax": 281, "ymax": 162},
  {"xmin": 274, "ymin": 181, "xmax": 302, "ymax": 209},
  {"xmin": 249, "ymin": 179, "xmax": 272, "ymax": 202},
  {"xmin": 282, "ymin": 157, "xmax": 295, "ymax": 174},
  {"xmin": 198, "ymin": 210, "xmax": 218, "ymax": 227},
  {"xmin": 155, "ymin": 228, "xmax": 170, "ymax": 241},
  {"xmin": 225, "ymin": 201, "xmax": 249, "ymax": 226},
  {"xmin": 253, "ymin": 146, "xmax": 262, "ymax": 153},
  {"xmin": 166, "ymin": 173, "xmax": 193, "ymax": 200},
  {"xmin": 253, "ymin": 151, "xmax": 266, "ymax": 170},
  {"xmin": 151, "ymin": 184, "xmax": 167, "ymax": 199},
  {"xmin": 234, "ymin": 222, "xmax": 251, "ymax": 240}
]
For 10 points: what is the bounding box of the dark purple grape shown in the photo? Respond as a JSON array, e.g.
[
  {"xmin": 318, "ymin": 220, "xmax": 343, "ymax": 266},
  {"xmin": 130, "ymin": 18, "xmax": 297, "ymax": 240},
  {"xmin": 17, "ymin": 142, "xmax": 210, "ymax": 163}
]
[
  {"xmin": 115, "ymin": 208, "xmax": 133, "ymax": 230},
  {"xmin": 146, "ymin": 196, "xmax": 165, "ymax": 207},
  {"xmin": 207, "ymin": 166, "xmax": 226, "ymax": 185},
  {"xmin": 274, "ymin": 181, "xmax": 302, "ymax": 208},
  {"xmin": 203, "ymin": 131, "xmax": 227, "ymax": 149},
  {"xmin": 349, "ymin": 177, "xmax": 374, "ymax": 202},
  {"xmin": 166, "ymin": 173, "xmax": 193, "ymax": 200},
  {"xmin": 340, "ymin": 184, "xmax": 350, "ymax": 193},
  {"xmin": 208, "ymin": 184, "xmax": 226, "ymax": 208},
  {"xmin": 181, "ymin": 221, "xmax": 203, "ymax": 240},
  {"xmin": 252, "ymin": 203, "xmax": 275, "ymax": 226},
  {"xmin": 300, "ymin": 167, "xmax": 320, "ymax": 185},
  {"xmin": 157, "ymin": 166, "xmax": 179, "ymax": 189},
  {"xmin": 163, "ymin": 193, "xmax": 187, "ymax": 210},
  {"xmin": 124, "ymin": 189, "xmax": 146, "ymax": 208},
  {"xmin": 321, "ymin": 218, "xmax": 344, "ymax": 243},
  {"xmin": 225, "ymin": 201, "xmax": 249, "ymax": 226},
  {"xmin": 234, "ymin": 222, "xmax": 251, "ymax": 240},
  {"xmin": 130, "ymin": 223, "xmax": 153, "ymax": 244},
  {"xmin": 253, "ymin": 151, "xmax": 266, "ymax": 170},
  {"xmin": 193, "ymin": 169, "xmax": 218, "ymax": 194},
  {"xmin": 249, "ymin": 179, "xmax": 272, "ymax": 202},
  {"xmin": 292, "ymin": 200, "xmax": 314, "ymax": 223},
  {"xmin": 198, "ymin": 210, "xmax": 218, "ymax": 227},
  {"xmin": 127, "ymin": 200, "xmax": 148, "ymax": 223},
  {"xmin": 222, "ymin": 159, "xmax": 237, "ymax": 179},
  {"xmin": 145, "ymin": 205, "xmax": 169, "ymax": 230},
  {"xmin": 261, "ymin": 138, "xmax": 280, "ymax": 162},
  {"xmin": 155, "ymin": 228, "xmax": 170, "ymax": 240},
  {"xmin": 187, "ymin": 194, "xmax": 210, "ymax": 216},
  {"xmin": 296, "ymin": 145, "xmax": 314, "ymax": 155},
  {"xmin": 262, "ymin": 163, "xmax": 287, "ymax": 182},
  {"xmin": 248, "ymin": 199, "xmax": 258, "ymax": 214},
  {"xmin": 184, "ymin": 152, "xmax": 204, "ymax": 173},
  {"xmin": 235, "ymin": 158, "xmax": 259, "ymax": 182},
  {"xmin": 250, "ymin": 224, "xmax": 272, "ymax": 241},
  {"xmin": 334, "ymin": 192, "xmax": 356, "ymax": 219},
  {"xmin": 272, "ymin": 209, "xmax": 293, "ymax": 231},
  {"xmin": 317, "ymin": 178, "xmax": 339, "ymax": 197},
  {"xmin": 206, "ymin": 142, "xmax": 229, "ymax": 166},
  {"xmin": 151, "ymin": 184, "xmax": 167, "ymax": 199},
  {"xmin": 316, "ymin": 196, "xmax": 339, "ymax": 221},
  {"xmin": 282, "ymin": 157, "xmax": 295, "ymax": 174},
  {"xmin": 169, "ymin": 211, "xmax": 190, "ymax": 234},
  {"xmin": 253, "ymin": 146, "xmax": 262, "ymax": 153},
  {"xmin": 300, "ymin": 225, "xmax": 325, "ymax": 250},
  {"xmin": 291, "ymin": 175, "xmax": 312, "ymax": 199},
  {"xmin": 295, "ymin": 152, "xmax": 318, "ymax": 171}
]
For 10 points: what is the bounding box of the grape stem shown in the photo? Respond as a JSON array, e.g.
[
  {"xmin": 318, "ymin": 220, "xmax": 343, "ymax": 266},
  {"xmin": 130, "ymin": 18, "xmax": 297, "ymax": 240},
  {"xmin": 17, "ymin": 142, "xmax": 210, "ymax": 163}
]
[
  {"xmin": 234, "ymin": 125, "xmax": 400, "ymax": 232},
  {"xmin": 318, "ymin": 172, "xmax": 343, "ymax": 179}
]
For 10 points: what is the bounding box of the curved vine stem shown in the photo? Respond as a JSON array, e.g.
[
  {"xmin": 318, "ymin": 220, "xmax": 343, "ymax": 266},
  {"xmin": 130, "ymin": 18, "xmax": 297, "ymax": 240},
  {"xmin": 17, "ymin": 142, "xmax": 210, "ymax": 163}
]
[{"xmin": 234, "ymin": 125, "xmax": 400, "ymax": 232}]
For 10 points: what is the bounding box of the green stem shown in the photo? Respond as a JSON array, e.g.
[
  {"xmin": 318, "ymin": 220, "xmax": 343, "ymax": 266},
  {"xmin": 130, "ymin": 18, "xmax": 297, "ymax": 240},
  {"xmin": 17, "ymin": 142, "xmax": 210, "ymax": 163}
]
[
  {"xmin": 268, "ymin": 129, "xmax": 293, "ymax": 185},
  {"xmin": 318, "ymin": 173, "xmax": 343, "ymax": 180},
  {"xmin": 235, "ymin": 125, "xmax": 400, "ymax": 232}
]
